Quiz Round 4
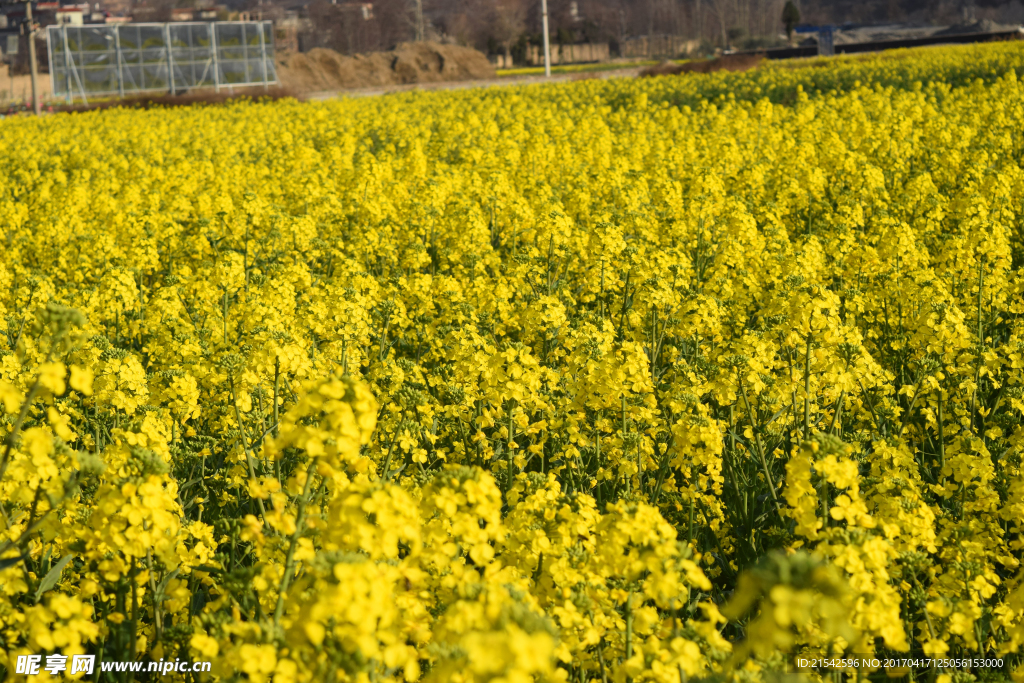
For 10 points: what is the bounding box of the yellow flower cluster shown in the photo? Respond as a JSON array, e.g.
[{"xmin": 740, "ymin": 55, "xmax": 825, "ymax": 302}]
[{"xmin": 3, "ymin": 40, "xmax": 1024, "ymax": 682}]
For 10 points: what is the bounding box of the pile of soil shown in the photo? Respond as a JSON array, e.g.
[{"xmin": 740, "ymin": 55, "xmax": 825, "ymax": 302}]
[
  {"xmin": 832, "ymin": 25, "xmax": 939, "ymax": 44},
  {"xmin": 276, "ymin": 41, "xmax": 495, "ymax": 93},
  {"xmin": 639, "ymin": 54, "xmax": 764, "ymax": 78},
  {"xmin": 826, "ymin": 20, "xmax": 1021, "ymax": 45},
  {"xmin": 934, "ymin": 19, "xmax": 1022, "ymax": 36}
]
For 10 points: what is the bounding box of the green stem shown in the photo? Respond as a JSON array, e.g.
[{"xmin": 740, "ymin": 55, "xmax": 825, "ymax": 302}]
[
  {"xmin": 970, "ymin": 257, "xmax": 985, "ymax": 432},
  {"xmin": 803, "ymin": 333, "xmax": 813, "ymax": 438},
  {"xmin": 0, "ymin": 378, "xmax": 42, "ymax": 488},
  {"xmin": 230, "ymin": 377, "xmax": 268, "ymax": 519},
  {"xmin": 624, "ymin": 592, "xmax": 634, "ymax": 662},
  {"xmin": 146, "ymin": 549, "xmax": 163, "ymax": 645},
  {"xmin": 273, "ymin": 357, "xmax": 280, "ymax": 437},
  {"xmin": 273, "ymin": 462, "xmax": 317, "ymax": 628},
  {"xmin": 827, "ymin": 390, "xmax": 845, "ymax": 435},
  {"xmin": 128, "ymin": 558, "xmax": 138, "ymax": 683},
  {"xmin": 739, "ymin": 378, "xmax": 783, "ymax": 522},
  {"xmin": 937, "ymin": 392, "xmax": 946, "ymax": 474}
]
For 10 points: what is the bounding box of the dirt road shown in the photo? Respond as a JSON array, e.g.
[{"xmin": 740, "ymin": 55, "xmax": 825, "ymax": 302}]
[{"xmin": 302, "ymin": 66, "xmax": 645, "ymax": 100}]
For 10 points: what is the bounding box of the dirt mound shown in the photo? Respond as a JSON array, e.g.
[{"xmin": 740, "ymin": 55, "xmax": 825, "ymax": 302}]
[
  {"xmin": 833, "ymin": 25, "xmax": 939, "ymax": 44},
  {"xmin": 276, "ymin": 41, "xmax": 495, "ymax": 93},
  {"xmin": 935, "ymin": 19, "xmax": 1021, "ymax": 36},
  {"xmin": 639, "ymin": 53, "xmax": 764, "ymax": 78}
]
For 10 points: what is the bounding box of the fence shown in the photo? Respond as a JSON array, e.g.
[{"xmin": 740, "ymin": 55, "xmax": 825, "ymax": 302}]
[
  {"xmin": 46, "ymin": 22, "xmax": 277, "ymax": 102},
  {"xmin": 619, "ymin": 35, "xmax": 698, "ymax": 58}
]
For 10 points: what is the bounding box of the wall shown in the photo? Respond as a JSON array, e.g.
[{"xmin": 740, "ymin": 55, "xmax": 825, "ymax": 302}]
[
  {"xmin": 523, "ymin": 42, "xmax": 609, "ymax": 66},
  {"xmin": 1, "ymin": 67, "xmax": 54, "ymax": 105}
]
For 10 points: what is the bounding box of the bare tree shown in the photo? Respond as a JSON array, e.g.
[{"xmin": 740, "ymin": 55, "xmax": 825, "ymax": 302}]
[
  {"xmin": 302, "ymin": 0, "xmax": 384, "ymax": 53},
  {"xmin": 375, "ymin": 0, "xmax": 416, "ymax": 47},
  {"xmin": 411, "ymin": 0, "xmax": 426, "ymax": 39},
  {"xmin": 490, "ymin": 0, "xmax": 529, "ymax": 63},
  {"xmin": 705, "ymin": 0, "xmax": 731, "ymax": 45}
]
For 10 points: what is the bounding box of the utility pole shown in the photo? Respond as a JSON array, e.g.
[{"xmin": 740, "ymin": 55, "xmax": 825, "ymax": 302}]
[
  {"xmin": 696, "ymin": 0, "xmax": 703, "ymax": 46},
  {"xmin": 541, "ymin": 0, "xmax": 550, "ymax": 77},
  {"xmin": 25, "ymin": 0, "xmax": 40, "ymax": 114},
  {"xmin": 412, "ymin": 0, "xmax": 424, "ymax": 41},
  {"xmin": 1, "ymin": 0, "xmax": 41, "ymax": 113},
  {"xmin": 648, "ymin": 0, "xmax": 654, "ymax": 55}
]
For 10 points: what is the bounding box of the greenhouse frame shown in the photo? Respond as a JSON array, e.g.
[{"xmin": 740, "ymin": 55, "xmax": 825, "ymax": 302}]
[{"xmin": 47, "ymin": 22, "xmax": 277, "ymax": 102}]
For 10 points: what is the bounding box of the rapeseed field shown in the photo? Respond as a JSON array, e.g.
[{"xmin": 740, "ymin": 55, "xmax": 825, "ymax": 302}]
[{"xmin": 2, "ymin": 41, "xmax": 1024, "ymax": 683}]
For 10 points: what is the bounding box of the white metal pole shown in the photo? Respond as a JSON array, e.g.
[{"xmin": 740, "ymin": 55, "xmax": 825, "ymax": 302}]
[
  {"xmin": 211, "ymin": 23, "xmax": 220, "ymax": 92},
  {"xmin": 46, "ymin": 27, "xmax": 56, "ymax": 101},
  {"xmin": 63, "ymin": 24, "xmax": 88, "ymax": 103},
  {"xmin": 26, "ymin": 1, "xmax": 40, "ymax": 114},
  {"xmin": 541, "ymin": 0, "xmax": 550, "ymax": 77},
  {"xmin": 165, "ymin": 23, "xmax": 175, "ymax": 94},
  {"xmin": 113, "ymin": 26, "xmax": 123, "ymax": 98},
  {"xmin": 258, "ymin": 21, "xmax": 268, "ymax": 90},
  {"xmin": 62, "ymin": 24, "xmax": 72, "ymax": 104}
]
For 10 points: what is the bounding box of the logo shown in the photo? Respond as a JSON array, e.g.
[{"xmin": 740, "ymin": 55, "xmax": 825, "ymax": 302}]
[{"xmin": 16, "ymin": 655, "xmax": 94, "ymax": 675}]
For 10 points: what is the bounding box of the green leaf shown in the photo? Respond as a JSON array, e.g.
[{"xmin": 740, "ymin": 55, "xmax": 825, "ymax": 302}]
[
  {"xmin": 34, "ymin": 554, "xmax": 73, "ymax": 603},
  {"xmin": 0, "ymin": 555, "xmax": 24, "ymax": 571},
  {"xmin": 154, "ymin": 568, "xmax": 181, "ymax": 603}
]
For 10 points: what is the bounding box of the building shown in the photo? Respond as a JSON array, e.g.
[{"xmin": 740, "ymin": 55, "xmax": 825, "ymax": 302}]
[
  {"xmin": 273, "ymin": 8, "xmax": 305, "ymax": 52},
  {"xmin": 169, "ymin": 7, "xmax": 220, "ymax": 21},
  {"xmin": 54, "ymin": 7, "xmax": 84, "ymax": 24}
]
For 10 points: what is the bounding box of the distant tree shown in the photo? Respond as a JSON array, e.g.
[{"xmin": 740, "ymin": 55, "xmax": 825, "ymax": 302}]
[
  {"xmin": 510, "ymin": 33, "xmax": 529, "ymax": 64},
  {"xmin": 704, "ymin": 0, "xmax": 730, "ymax": 48},
  {"xmin": 489, "ymin": 0, "xmax": 528, "ymax": 65},
  {"xmin": 782, "ymin": 1, "xmax": 800, "ymax": 41}
]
